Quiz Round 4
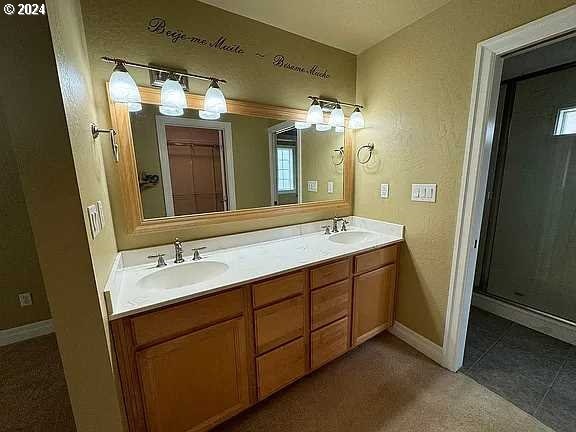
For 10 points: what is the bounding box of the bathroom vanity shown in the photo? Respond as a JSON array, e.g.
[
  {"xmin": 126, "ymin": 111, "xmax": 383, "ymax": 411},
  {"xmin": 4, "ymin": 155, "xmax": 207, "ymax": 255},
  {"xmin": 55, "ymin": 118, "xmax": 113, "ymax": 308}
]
[{"xmin": 107, "ymin": 218, "xmax": 403, "ymax": 432}]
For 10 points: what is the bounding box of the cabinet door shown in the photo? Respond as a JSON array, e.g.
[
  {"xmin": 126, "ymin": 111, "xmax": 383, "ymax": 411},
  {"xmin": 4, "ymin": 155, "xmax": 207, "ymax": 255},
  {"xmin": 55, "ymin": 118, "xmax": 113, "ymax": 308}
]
[
  {"xmin": 137, "ymin": 317, "xmax": 250, "ymax": 432},
  {"xmin": 352, "ymin": 264, "xmax": 396, "ymax": 346}
]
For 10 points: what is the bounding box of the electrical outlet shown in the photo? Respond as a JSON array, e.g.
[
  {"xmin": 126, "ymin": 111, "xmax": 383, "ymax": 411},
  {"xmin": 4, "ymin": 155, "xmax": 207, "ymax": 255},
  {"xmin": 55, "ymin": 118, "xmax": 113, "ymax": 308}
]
[
  {"xmin": 327, "ymin": 181, "xmax": 334, "ymax": 194},
  {"xmin": 307, "ymin": 180, "xmax": 318, "ymax": 192},
  {"xmin": 380, "ymin": 183, "xmax": 389, "ymax": 198},
  {"xmin": 18, "ymin": 292, "xmax": 32, "ymax": 307}
]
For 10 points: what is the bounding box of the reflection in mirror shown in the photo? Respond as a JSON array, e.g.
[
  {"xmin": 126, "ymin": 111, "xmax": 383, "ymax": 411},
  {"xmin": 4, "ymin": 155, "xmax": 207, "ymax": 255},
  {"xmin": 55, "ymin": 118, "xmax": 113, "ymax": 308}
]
[{"xmin": 130, "ymin": 104, "xmax": 345, "ymax": 219}]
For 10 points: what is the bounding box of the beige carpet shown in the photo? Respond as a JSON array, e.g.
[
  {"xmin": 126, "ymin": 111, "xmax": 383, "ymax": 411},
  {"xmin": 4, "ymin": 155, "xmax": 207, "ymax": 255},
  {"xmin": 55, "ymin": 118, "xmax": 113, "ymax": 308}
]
[
  {"xmin": 215, "ymin": 333, "xmax": 553, "ymax": 432},
  {"xmin": 0, "ymin": 334, "xmax": 76, "ymax": 432}
]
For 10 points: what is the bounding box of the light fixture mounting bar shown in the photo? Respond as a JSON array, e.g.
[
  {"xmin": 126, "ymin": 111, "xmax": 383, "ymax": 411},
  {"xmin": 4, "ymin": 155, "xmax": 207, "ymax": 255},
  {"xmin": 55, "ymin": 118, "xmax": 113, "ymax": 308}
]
[
  {"xmin": 307, "ymin": 96, "xmax": 363, "ymax": 109},
  {"xmin": 101, "ymin": 56, "xmax": 227, "ymax": 84}
]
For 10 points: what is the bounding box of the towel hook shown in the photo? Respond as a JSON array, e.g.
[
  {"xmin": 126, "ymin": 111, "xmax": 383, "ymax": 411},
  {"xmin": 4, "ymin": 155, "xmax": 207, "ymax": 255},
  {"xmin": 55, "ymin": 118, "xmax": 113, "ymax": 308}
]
[
  {"xmin": 357, "ymin": 142, "xmax": 374, "ymax": 164},
  {"xmin": 91, "ymin": 123, "xmax": 119, "ymax": 162}
]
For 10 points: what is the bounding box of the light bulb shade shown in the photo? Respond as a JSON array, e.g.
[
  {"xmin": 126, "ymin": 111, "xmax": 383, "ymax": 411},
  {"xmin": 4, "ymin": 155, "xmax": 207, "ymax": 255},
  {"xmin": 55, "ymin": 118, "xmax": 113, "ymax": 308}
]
[
  {"xmin": 335, "ymin": 126, "xmax": 345, "ymax": 133},
  {"xmin": 109, "ymin": 63, "xmax": 141, "ymax": 104},
  {"xmin": 159, "ymin": 105, "xmax": 184, "ymax": 116},
  {"xmin": 295, "ymin": 121, "xmax": 311, "ymax": 130},
  {"xmin": 316, "ymin": 123, "xmax": 331, "ymax": 132},
  {"xmin": 127, "ymin": 102, "xmax": 142, "ymax": 112},
  {"xmin": 204, "ymin": 81, "xmax": 227, "ymax": 113},
  {"xmin": 199, "ymin": 110, "xmax": 221, "ymax": 120},
  {"xmin": 348, "ymin": 107, "xmax": 365, "ymax": 129},
  {"xmin": 161, "ymin": 78, "xmax": 187, "ymax": 111},
  {"xmin": 328, "ymin": 105, "xmax": 345, "ymax": 127},
  {"xmin": 306, "ymin": 100, "xmax": 324, "ymax": 124}
]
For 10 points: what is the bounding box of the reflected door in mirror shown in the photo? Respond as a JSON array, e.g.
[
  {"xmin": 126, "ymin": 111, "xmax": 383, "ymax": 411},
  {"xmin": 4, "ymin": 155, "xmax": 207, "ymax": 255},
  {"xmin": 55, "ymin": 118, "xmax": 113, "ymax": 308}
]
[{"xmin": 164, "ymin": 126, "xmax": 226, "ymax": 215}]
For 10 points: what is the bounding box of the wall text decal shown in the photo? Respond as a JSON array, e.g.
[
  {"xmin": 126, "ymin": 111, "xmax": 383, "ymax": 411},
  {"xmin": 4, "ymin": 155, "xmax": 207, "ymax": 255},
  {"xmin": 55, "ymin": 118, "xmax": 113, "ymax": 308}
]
[{"xmin": 145, "ymin": 17, "xmax": 331, "ymax": 80}]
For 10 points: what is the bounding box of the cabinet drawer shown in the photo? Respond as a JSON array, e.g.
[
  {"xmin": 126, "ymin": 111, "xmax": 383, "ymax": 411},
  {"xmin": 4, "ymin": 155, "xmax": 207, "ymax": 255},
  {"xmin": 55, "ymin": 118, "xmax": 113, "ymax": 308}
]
[
  {"xmin": 131, "ymin": 288, "xmax": 243, "ymax": 347},
  {"xmin": 310, "ymin": 258, "xmax": 351, "ymax": 289},
  {"xmin": 254, "ymin": 296, "xmax": 304, "ymax": 354},
  {"xmin": 252, "ymin": 271, "xmax": 305, "ymax": 308},
  {"xmin": 311, "ymin": 317, "xmax": 349, "ymax": 370},
  {"xmin": 256, "ymin": 337, "xmax": 306, "ymax": 399},
  {"xmin": 354, "ymin": 245, "xmax": 397, "ymax": 274},
  {"xmin": 311, "ymin": 279, "xmax": 351, "ymax": 331}
]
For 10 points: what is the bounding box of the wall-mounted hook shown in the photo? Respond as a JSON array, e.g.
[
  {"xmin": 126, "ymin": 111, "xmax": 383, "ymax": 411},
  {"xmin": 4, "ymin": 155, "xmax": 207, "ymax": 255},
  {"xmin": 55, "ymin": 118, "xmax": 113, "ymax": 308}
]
[
  {"xmin": 357, "ymin": 142, "xmax": 375, "ymax": 165},
  {"xmin": 91, "ymin": 123, "xmax": 119, "ymax": 162}
]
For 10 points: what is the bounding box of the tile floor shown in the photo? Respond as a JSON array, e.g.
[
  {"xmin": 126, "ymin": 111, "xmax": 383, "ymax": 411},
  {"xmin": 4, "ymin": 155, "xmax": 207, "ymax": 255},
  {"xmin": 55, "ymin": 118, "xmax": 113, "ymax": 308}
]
[{"xmin": 462, "ymin": 306, "xmax": 576, "ymax": 432}]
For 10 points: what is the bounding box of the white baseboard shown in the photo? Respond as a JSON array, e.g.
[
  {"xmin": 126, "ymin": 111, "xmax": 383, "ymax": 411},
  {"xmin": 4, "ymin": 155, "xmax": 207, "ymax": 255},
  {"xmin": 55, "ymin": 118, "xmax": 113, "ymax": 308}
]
[
  {"xmin": 389, "ymin": 321, "xmax": 445, "ymax": 366},
  {"xmin": 0, "ymin": 319, "xmax": 54, "ymax": 347},
  {"xmin": 472, "ymin": 293, "xmax": 576, "ymax": 345}
]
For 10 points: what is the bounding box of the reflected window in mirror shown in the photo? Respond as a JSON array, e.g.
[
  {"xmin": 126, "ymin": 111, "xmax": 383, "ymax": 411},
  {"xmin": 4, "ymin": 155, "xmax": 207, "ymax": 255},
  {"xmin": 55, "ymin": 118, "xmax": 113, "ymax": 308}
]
[{"xmin": 130, "ymin": 104, "xmax": 346, "ymax": 220}]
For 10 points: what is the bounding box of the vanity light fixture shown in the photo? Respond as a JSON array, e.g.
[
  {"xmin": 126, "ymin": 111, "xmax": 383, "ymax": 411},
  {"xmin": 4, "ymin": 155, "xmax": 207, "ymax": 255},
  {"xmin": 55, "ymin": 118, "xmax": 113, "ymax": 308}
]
[
  {"xmin": 160, "ymin": 74, "xmax": 187, "ymax": 116},
  {"xmin": 295, "ymin": 121, "xmax": 311, "ymax": 130},
  {"xmin": 316, "ymin": 123, "xmax": 332, "ymax": 132},
  {"xmin": 102, "ymin": 56, "xmax": 227, "ymax": 118},
  {"xmin": 307, "ymin": 96, "xmax": 365, "ymax": 129},
  {"xmin": 108, "ymin": 61, "xmax": 142, "ymax": 112},
  {"xmin": 306, "ymin": 98, "xmax": 324, "ymax": 124},
  {"xmin": 328, "ymin": 103, "xmax": 345, "ymax": 128},
  {"xmin": 349, "ymin": 106, "xmax": 365, "ymax": 129},
  {"xmin": 199, "ymin": 110, "xmax": 221, "ymax": 120},
  {"xmin": 204, "ymin": 80, "xmax": 228, "ymax": 114}
]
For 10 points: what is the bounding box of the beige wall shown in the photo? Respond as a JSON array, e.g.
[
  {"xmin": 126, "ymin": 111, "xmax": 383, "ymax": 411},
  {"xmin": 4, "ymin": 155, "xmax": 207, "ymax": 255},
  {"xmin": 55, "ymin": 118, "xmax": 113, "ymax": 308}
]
[
  {"xmin": 1, "ymin": 0, "xmax": 124, "ymax": 430},
  {"xmin": 301, "ymin": 128, "xmax": 345, "ymax": 203},
  {"xmin": 79, "ymin": 0, "xmax": 356, "ymax": 250},
  {"xmin": 355, "ymin": 0, "xmax": 575, "ymax": 345},
  {"xmin": 0, "ymin": 139, "xmax": 51, "ymax": 329}
]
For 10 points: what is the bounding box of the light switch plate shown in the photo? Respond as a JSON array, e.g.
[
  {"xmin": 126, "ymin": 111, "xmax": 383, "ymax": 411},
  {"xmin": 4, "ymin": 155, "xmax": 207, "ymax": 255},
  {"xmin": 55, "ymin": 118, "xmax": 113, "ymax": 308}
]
[
  {"xmin": 18, "ymin": 292, "xmax": 32, "ymax": 307},
  {"xmin": 411, "ymin": 184, "xmax": 437, "ymax": 202},
  {"xmin": 327, "ymin": 181, "xmax": 334, "ymax": 194},
  {"xmin": 307, "ymin": 180, "xmax": 318, "ymax": 192},
  {"xmin": 87, "ymin": 204, "xmax": 101, "ymax": 239},
  {"xmin": 380, "ymin": 183, "xmax": 389, "ymax": 198},
  {"xmin": 97, "ymin": 200, "xmax": 105, "ymax": 228}
]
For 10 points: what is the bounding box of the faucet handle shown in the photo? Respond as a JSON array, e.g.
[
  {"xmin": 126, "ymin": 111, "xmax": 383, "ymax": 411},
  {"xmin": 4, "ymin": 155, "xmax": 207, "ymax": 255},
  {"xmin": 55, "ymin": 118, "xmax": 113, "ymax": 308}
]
[
  {"xmin": 321, "ymin": 225, "xmax": 331, "ymax": 235},
  {"xmin": 191, "ymin": 246, "xmax": 206, "ymax": 261},
  {"xmin": 147, "ymin": 254, "xmax": 167, "ymax": 268},
  {"xmin": 341, "ymin": 219, "xmax": 350, "ymax": 231}
]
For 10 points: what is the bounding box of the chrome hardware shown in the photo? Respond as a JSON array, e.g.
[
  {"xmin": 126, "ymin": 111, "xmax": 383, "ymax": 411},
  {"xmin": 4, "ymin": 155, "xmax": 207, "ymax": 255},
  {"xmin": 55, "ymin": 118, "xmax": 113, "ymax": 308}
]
[
  {"xmin": 191, "ymin": 247, "xmax": 206, "ymax": 261},
  {"xmin": 174, "ymin": 238, "xmax": 185, "ymax": 264},
  {"xmin": 91, "ymin": 123, "xmax": 119, "ymax": 162},
  {"xmin": 321, "ymin": 225, "xmax": 331, "ymax": 235},
  {"xmin": 341, "ymin": 219, "xmax": 350, "ymax": 231},
  {"xmin": 147, "ymin": 254, "xmax": 167, "ymax": 268},
  {"xmin": 332, "ymin": 217, "xmax": 344, "ymax": 233}
]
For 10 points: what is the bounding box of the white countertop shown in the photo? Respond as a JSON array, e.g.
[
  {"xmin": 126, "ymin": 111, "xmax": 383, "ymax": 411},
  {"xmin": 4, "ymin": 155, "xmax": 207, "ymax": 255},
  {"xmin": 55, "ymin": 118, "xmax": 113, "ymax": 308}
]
[{"xmin": 106, "ymin": 217, "xmax": 404, "ymax": 320}]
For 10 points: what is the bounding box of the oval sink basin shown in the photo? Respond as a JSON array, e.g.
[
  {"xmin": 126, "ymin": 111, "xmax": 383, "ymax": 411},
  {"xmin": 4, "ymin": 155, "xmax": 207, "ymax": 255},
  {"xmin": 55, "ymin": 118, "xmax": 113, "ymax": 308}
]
[
  {"xmin": 138, "ymin": 261, "xmax": 229, "ymax": 291},
  {"xmin": 328, "ymin": 231, "xmax": 377, "ymax": 245}
]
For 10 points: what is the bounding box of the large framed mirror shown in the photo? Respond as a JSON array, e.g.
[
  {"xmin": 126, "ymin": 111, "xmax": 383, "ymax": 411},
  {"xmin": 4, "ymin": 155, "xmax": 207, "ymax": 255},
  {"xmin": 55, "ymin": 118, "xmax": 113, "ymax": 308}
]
[{"xmin": 108, "ymin": 86, "xmax": 354, "ymax": 234}]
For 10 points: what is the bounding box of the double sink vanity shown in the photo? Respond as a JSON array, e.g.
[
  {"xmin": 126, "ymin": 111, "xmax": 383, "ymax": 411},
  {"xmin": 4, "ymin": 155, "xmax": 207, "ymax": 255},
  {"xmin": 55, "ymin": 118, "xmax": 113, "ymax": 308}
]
[{"xmin": 106, "ymin": 217, "xmax": 404, "ymax": 432}]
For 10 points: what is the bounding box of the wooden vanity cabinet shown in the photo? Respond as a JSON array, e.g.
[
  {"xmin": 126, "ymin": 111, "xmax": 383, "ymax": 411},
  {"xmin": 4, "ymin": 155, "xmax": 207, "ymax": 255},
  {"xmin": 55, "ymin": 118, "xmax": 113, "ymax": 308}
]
[{"xmin": 112, "ymin": 244, "xmax": 399, "ymax": 432}]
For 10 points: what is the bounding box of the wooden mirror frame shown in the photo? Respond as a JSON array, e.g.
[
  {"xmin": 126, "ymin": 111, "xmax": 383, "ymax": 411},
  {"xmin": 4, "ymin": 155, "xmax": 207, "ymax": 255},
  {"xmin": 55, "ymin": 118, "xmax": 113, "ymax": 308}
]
[{"xmin": 108, "ymin": 85, "xmax": 354, "ymax": 235}]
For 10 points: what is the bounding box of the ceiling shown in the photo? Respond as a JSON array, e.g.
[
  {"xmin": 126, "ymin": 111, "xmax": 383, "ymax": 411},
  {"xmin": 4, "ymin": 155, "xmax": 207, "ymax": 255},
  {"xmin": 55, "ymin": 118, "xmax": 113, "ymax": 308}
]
[{"xmin": 198, "ymin": 0, "xmax": 451, "ymax": 54}]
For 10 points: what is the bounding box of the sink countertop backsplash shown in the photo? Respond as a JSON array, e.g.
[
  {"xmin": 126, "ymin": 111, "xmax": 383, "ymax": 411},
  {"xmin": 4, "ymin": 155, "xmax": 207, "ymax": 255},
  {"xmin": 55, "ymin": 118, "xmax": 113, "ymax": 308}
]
[{"xmin": 104, "ymin": 216, "xmax": 404, "ymax": 320}]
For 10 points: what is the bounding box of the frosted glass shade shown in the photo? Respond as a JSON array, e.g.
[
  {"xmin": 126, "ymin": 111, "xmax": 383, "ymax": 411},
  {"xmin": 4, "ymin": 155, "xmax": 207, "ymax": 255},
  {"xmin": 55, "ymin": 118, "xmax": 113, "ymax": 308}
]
[
  {"xmin": 349, "ymin": 107, "xmax": 365, "ymax": 129},
  {"xmin": 306, "ymin": 100, "xmax": 324, "ymax": 124},
  {"xmin": 109, "ymin": 64, "xmax": 141, "ymax": 105},
  {"xmin": 316, "ymin": 123, "xmax": 331, "ymax": 132},
  {"xmin": 335, "ymin": 126, "xmax": 345, "ymax": 133},
  {"xmin": 295, "ymin": 121, "xmax": 311, "ymax": 129},
  {"xmin": 159, "ymin": 105, "xmax": 184, "ymax": 116},
  {"xmin": 204, "ymin": 82, "xmax": 228, "ymax": 113},
  {"xmin": 127, "ymin": 102, "xmax": 142, "ymax": 112},
  {"xmin": 160, "ymin": 78, "xmax": 187, "ymax": 117},
  {"xmin": 199, "ymin": 110, "xmax": 220, "ymax": 120},
  {"xmin": 328, "ymin": 105, "xmax": 345, "ymax": 127}
]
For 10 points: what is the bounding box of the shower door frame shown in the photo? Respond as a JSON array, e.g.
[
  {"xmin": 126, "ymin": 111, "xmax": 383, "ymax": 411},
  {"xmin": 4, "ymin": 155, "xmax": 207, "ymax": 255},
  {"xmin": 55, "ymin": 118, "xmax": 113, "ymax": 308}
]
[{"xmin": 443, "ymin": 5, "xmax": 576, "ymax": 372}]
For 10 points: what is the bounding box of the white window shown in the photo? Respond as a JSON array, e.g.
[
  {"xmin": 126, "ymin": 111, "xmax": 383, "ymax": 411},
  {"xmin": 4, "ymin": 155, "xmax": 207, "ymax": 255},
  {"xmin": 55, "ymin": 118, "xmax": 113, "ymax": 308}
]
[
  {"xmin": 277, "ymin": 146, "xmax": 295, "ymax": 193},
  {"xmin": 554, "ymin": 107, "xmax": 576, "ymax": 136}
]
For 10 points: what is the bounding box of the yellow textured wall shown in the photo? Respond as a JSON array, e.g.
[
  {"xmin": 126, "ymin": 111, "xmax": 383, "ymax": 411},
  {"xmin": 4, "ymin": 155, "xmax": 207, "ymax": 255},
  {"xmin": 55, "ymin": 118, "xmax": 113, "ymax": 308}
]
[
  {"xmin": 0, "ymin": 138, "xmax": 51, "ymax": 329},
  {"xmin": 1, "ymin": 0, "xmax": 124, "ymax": 430},
  {"xmin": 79, "ymin": 0, "xmax": 356, "ymax": 250},
  {"xmin": 355, "ymin": 0, "xmax": 575, "ymax": 345}
]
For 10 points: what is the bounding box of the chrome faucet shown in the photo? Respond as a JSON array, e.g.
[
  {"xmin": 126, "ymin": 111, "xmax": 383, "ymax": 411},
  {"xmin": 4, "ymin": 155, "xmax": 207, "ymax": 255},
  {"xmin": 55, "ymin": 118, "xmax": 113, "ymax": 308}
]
[
  {"xmin": 174, "ymin": 238, "xmax": 184, "ymax": 264},
  {"xmin": 332, "ymin": 217, "xmax": 341, "ymax": 233},
  {"xmin": 191, "ymin": 247, "xmax": 206, "ymax": 261},
  {"xmin": 147, "ymin": 253, "xmax": 167, "ymax": 268}
]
